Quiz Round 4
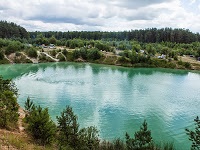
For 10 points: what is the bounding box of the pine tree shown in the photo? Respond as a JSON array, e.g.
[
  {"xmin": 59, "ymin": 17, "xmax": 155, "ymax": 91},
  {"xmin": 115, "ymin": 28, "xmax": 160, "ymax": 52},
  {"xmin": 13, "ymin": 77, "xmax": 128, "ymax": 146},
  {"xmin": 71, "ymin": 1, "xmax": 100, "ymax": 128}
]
[
  {"xmin": 56, "ymin": 106, "xmax": 80, "ymax": 149},
  {"xmin": 25, "ymin": 102, "xmax": 56, "ymax": 145},
  {"xmin": 186, "ymin": 116, "xmax": 200, "ymax": 150},
  {"xmin": 126, "ymin": 120, "xmax": 153, "ymax": 150}
]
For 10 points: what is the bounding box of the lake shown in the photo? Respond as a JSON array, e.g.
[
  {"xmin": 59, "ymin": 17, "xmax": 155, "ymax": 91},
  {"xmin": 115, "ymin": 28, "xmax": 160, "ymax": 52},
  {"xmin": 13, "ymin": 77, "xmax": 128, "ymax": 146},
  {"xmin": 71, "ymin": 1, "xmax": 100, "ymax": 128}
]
[{"xmin": 0, "ymin": 62, "xmax": 200, "ymax": 149}]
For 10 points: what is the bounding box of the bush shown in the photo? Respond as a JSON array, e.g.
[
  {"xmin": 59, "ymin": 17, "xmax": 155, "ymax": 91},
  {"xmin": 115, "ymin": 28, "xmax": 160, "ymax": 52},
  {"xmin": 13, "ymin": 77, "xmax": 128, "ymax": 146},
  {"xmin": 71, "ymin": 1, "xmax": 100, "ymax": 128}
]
[
  {"xmin": 5, "ymin": 41, "xmax": 23, "ymax": 55},
  {"xmin": 62, "ymin": 49, "xmax": 68, "ymax": 56},
  {"xmin": 184, "ymin": 62, "xmax": 191, "ymax": 69},
  {"xmin": 73, "ymin": 49, "xmax": 80, "ymax": 59},
  {"xmin": 27, "ymin": 48, "xmax": 37, "ymax": 58},
  {"xmin": 87, "ymin": 48, "xmax": 101, "ymax": 60},
  {"xmin": 57, "ymin": 53, "xmax": 66, "ymax": 61}
]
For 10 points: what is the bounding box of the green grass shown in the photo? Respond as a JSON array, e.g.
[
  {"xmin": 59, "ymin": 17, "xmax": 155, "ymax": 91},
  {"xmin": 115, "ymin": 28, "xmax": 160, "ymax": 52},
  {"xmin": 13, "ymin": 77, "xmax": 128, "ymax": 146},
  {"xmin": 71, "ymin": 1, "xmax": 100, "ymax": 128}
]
[{"xmin": 0, "ymin": 131, "xmax": 56, "ymax": 150}]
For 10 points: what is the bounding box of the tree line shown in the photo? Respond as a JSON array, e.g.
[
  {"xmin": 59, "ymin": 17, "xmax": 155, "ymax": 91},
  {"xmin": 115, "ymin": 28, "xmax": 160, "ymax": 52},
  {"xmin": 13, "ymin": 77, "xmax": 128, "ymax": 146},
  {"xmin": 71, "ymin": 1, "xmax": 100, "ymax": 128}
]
[
  {"xmin": 1, "ymin": 20, "xmax": 200, "ymax": 44},
  {"xmin": 29, "ymin": 28, "xmax": 200, "ymax": 44}
]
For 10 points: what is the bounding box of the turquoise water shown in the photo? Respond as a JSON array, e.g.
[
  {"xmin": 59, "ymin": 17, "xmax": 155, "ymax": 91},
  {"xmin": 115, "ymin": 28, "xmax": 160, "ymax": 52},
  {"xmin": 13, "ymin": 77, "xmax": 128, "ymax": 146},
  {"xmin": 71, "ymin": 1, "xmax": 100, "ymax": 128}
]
[{"xmin": 0, "ymin": 62, "xmax": 200, "ymax": 149}]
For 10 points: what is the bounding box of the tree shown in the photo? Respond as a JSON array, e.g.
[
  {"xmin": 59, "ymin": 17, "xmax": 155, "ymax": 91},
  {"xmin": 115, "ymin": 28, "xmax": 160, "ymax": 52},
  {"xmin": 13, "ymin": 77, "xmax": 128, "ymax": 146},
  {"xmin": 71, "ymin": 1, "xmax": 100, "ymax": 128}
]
[
  {"xmin": 0, "ymin": 49, "xmax": 4, "ymax": 60},
  {"xmin": 79, "ymin": 126, "xmax": 100, "ymax": 150},
  {"xmin": 186, "ymin": 116, "xmax": 200, "ymax": 150},
  {"xmin": 24, "ymin": 97, "xmax": 34, "ymax": 112},
  {"xmin": 87, "ymin": 48, "xmax": 101, "ymax": 60},
  {"xmin": 25, "ymin": 99, "xmax": 56, "ymax": 145},
  {"xmin": 126, "ymin": 120, "xmax": 153, "ymax": 150},
  {"xmin": 56, "ymin": 106, "xmax": 80, "ymax": 149},
  {"xmin": 49, "ymin": 36, "xmax": 57, "ymax": 44},
  {"xmin": 0, "ymin": 76, "xmax": 19, "ymax": 128}
]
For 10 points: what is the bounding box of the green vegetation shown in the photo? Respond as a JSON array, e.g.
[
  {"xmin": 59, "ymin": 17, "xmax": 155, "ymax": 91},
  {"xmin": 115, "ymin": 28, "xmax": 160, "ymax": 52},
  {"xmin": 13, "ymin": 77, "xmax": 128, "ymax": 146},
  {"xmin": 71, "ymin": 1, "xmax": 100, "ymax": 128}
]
[
  {"xmin": 125, "ymin": 120, "xmax": 153, "ymax": 150},
  {"xmin": 26, "ymin": 47, "xmax": 38, "ymax": 58},
  {"xmin": 0, "ymin": 21, "xmax": 200, "ymax": 70},
  {"xmin": 24, "ymin": 98, "xmax": 176, "ymax": 150},
  {"xmin": 24, "ymin": 101, "xmax": 56, "ymax": 145},
  {"xmin": 186, "ymin": 116, "xmax": 200, "ymax": 150},
  {"xmin": 0, "ymin": 21, "xmax": 28, "ymax": 39},
  {"xmin": 29, "ymin": 28, "xmax": 200, "ymax": 43},
  {"xmin": 0, "ymin": 76, "xmax": 19, "ymax": 129},
  {"xmin": 0, "ymin": 76, "xmax": 199, "ymax": 149}
]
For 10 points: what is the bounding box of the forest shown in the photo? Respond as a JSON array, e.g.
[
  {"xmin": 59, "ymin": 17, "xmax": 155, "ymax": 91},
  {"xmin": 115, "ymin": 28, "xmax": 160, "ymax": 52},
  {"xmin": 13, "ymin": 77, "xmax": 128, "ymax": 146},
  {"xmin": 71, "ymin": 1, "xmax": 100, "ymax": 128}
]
[{"xmin": 0, "ymin": 21, "xmax": 200, "ymax": 70}]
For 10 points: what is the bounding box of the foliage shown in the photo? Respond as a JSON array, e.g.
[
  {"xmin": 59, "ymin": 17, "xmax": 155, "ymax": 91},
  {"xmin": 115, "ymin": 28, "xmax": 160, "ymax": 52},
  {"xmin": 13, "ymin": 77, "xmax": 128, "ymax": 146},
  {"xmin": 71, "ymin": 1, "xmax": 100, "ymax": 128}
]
[
  {"xmin": 5, "ymin": 41, "xmax": 23, "ymax": 55},
  {"xmin": 29, "ymin": 28, "xmax": 200, "ymax": 43},
  {"xmin": 56, "ymin": 106, "xmax": 80, "ymax": 149},
  {"xmin": 26, "ymin": 47, "xmax": 38, "ymax": 58},
  {"xmin": 99, "ymin": 139, "xmax": 126, "ymax": 150},
  {"xmin": 24, "ymin": 97, "xmax": 34, "ymax": 112},
  {"xmin": 79, "ymin": 126, "xmax": 100, "ymax": 150},
  {"xmin": 62, "ymin": 49, "xmax": 68, "ymax": 56},
  {"xmin": 87, "ymin": 48, "xmax": 101, "ymax": 60},
  {"xmin": 0, "ymin": 21, "xmax": 28, "ymax": 39},
  {"xmin": 184, "ymin": 62, "xmax": 191, "ymax": 69},
  {"xmin": 125, "ymin": 120, "xmax": 153, "ymax": 150},
  {"xmin": 56, "ymin": 106, "xmax": 100, "ymax": 150},
  {"xmin": 49, "ymin": 36, "xmax": 57, "ymax": 44},
  {"xmin": 24, "ymin": 99, "xmax": 56, "ymax": 145},
  {"xmin": 0, "ymin": 49, "xmax": 4, "ymax": 60},
  {"xmin": 0, "ymin": 76, "xmax": 19, "ymax": 129},
  {"xmin": 186, "ymin": 116, "xmax": 200, "ymax": 150}
]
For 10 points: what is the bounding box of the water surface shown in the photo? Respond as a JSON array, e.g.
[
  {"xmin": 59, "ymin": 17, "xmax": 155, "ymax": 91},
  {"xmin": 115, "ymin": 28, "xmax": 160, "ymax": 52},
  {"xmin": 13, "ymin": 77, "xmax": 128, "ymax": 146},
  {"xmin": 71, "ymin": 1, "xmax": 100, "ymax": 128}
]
[{"xmin": 0, "ymin": 62, "xmax": 200, "ymax": 149}]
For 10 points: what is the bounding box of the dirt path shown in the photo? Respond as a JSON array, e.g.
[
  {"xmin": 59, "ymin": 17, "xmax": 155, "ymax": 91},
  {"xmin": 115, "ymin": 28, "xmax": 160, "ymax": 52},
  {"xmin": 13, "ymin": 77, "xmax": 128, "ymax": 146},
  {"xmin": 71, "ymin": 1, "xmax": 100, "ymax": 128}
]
[
  {"xmin": 41, "ymin": 52, "xmax": 59, "ymax": 62},
  {"xmin": 20, "ymin": 52, "xmax": 38, "ymax": 64},
  {"xmin": 18, "ymin": 107, "xmax": 25, "ymax": 132},
  {"xmin": 4, "ymin": 54, "xmax": 13, "ymax": 64},
  {"xmin": 180, "ymin": 56, "xmax": 200, "ymax": 64},
  {"xmin": 56, "ymin": 52, "xmax": 67, "ymax": 60}
]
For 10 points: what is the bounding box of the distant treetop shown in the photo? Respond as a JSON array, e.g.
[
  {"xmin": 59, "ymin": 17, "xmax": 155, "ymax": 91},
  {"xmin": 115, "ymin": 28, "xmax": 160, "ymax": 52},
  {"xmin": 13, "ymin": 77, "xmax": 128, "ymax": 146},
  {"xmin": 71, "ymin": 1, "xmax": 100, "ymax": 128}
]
[
  {"xmin": 0, "ymin": 20, "xmax": 29, "ymax": 39},
  {"xmin": 30, "ymin": 28, "xmax": 200, "ymax": 44}
]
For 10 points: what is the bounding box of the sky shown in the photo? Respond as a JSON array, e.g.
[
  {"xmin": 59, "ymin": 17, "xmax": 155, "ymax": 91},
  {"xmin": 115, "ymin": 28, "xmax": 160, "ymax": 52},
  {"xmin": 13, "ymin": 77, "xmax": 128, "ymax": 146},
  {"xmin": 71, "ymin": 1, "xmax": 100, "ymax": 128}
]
[{"xmin": 0, "ymin": 0, "xmax": 200, "ymax": 32}]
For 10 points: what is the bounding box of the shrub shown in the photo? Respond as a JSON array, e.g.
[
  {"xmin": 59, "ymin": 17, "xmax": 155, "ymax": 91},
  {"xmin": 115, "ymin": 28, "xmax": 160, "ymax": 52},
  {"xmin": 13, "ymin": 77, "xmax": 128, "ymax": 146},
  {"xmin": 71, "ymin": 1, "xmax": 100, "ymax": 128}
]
[
  {"xmin": 27, "ymin": 48, "xmax": 37, "ymax": 58},
  {"xmin": 5, "ymin": 41, "xmax": 23, "ymax": 55},
  {"xmin": 184, "ymin": 62, "xmax": 191, "ymax": 69},
  {"xmin": 73, "ymin": 49, "xmax": 80, "ymax": 59},
  {"xmin": 62, "ymin": 49, "xmax": 68, "ymax": 56},
  {"xmin": 87, "ymin": 48, "xmax": 101, "ymax": 60}
]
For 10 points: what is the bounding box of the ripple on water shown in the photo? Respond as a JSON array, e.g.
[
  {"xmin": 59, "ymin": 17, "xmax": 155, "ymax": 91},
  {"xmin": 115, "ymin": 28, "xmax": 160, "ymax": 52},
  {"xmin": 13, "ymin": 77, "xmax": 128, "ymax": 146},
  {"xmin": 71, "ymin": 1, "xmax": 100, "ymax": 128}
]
[{"xmin": 0, "ymin": 63, "xmax": 200, "ymax": 150}]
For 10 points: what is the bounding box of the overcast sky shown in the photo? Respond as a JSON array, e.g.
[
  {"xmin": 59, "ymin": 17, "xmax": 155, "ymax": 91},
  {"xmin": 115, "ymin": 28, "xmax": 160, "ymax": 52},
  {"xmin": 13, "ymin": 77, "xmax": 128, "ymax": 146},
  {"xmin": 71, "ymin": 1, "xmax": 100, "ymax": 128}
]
[{"xmin": 0, "ymin": 0, "xmax": 200, "ymax": 32}]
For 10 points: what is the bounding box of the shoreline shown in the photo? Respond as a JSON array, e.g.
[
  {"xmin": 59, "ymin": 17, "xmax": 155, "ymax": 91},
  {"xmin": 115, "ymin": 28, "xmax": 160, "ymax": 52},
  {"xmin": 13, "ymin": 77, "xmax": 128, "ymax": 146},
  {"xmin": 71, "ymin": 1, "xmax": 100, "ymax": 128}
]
[{"xmin": 1, "ymin": 59, "xmax": 200, "ymax": 72}]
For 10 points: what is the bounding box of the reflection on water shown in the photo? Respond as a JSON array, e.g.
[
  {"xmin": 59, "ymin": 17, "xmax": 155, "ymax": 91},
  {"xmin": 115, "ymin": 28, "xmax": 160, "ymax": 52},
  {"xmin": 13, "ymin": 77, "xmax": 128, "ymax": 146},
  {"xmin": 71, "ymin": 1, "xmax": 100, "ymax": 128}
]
[{"xmin": 0, "ymin": 62, "xmax": 200, "ymax": 150}]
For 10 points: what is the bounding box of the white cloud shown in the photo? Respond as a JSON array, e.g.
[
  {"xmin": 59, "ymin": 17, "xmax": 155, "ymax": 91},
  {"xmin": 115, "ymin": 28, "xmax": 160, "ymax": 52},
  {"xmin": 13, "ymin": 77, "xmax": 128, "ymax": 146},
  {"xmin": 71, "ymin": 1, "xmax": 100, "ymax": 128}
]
[
  {"xmin": 189, "ymin": 0, "xmax": 196, "ymax": 5},
  {"xmin": 0, "ymin": 0, "xmax": 199, "ymax": 33}
]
